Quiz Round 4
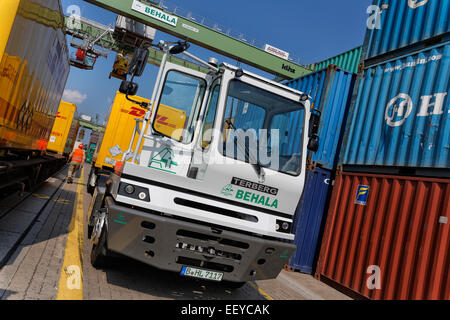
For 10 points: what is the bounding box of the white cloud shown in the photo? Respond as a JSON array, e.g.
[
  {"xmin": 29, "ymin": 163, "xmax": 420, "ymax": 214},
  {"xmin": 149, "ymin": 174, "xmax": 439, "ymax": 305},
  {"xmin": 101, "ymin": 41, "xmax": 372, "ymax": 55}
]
[{"xmin": 62, "ymin": 89, "xmax": 88, "ymax": 104}]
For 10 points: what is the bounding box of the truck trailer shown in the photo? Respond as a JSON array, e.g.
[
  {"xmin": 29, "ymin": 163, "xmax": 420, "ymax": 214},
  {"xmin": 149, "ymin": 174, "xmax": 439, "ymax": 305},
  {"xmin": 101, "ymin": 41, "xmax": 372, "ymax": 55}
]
[{"xmin": 0, "ymin": 0, "xmax": 70, "ymax": 192}]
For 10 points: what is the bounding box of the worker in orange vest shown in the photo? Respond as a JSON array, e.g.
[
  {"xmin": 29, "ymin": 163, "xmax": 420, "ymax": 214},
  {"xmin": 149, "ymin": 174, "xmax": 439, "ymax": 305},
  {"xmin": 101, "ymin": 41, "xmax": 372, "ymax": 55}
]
[{"xmin": 68, "ymin": 143, "xmax": 85, "ymax": 184}]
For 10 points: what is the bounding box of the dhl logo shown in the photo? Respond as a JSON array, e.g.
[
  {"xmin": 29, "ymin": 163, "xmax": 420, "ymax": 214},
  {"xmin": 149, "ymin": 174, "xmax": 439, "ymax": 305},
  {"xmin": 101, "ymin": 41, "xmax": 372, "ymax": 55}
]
[
  {"xmin": 122, "ymin": 107, "xmax": 176, "ymax": 128},
  {"xmin": 1, "ymin": 63, "xmax": 18, "ymax": 81},
  {"xmin": 56, "ymin": 112, "xmax": 67, "ymax": 120}
]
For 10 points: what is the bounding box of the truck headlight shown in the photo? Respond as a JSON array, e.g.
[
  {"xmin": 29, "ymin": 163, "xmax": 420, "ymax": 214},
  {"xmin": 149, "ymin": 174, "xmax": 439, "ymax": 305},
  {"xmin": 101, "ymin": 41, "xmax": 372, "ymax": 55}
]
[
  {"xmin": 118, "ymin": 182, "xmax": 150, "ymax": 202},
  {"xmin": 124, "ymin": 184, "xmax": 135, "ymax": 194},
  {"xmin": 276, "ymin": 219, "xmax": 292, "ymax": 234}
]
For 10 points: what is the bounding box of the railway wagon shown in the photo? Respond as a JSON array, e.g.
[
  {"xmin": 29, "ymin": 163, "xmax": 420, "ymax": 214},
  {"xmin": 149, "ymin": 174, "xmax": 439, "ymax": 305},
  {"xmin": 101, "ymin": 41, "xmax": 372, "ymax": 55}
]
[{"xmin": 0, "ymin": 0, "xmax": 70, "ymax": 192}]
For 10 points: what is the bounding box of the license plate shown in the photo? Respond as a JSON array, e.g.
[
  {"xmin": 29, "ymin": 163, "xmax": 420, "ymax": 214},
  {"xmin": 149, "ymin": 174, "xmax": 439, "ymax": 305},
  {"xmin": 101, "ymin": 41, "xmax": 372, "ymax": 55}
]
[{"xmin": 180, "ymin": 266, "xmax": 223, "ymax": 282}]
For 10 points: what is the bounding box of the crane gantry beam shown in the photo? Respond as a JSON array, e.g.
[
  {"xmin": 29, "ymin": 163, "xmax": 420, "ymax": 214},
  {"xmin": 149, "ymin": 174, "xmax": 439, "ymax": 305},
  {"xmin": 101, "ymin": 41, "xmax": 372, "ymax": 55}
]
[{"xmin": 82, "ymin": 0, "xmax": 313, "ymax": 80}]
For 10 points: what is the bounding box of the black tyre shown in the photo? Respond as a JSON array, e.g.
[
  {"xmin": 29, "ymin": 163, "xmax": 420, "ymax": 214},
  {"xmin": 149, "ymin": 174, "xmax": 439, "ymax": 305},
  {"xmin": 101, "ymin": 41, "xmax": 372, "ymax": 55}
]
[
  {"xmin": 223, "ymin": 281, "xmax": 246, "ymax": 290},
  {"xmin": 90, "ymin": 227, "xmax": 109, "ymax": 269},
  {"xmin": 87, "ymin": 169, "xmax": 95, "ymax": 195}
]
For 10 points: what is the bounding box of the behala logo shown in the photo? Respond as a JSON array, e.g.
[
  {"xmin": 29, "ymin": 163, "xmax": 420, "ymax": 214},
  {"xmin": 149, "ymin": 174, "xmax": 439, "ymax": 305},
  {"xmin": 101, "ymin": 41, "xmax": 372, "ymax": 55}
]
[
  {"xmin": 221, "ymin": 184, "xmax": 234, "ymax": 197},
  {"xmin": 408, "ymin": 0, "xmax": 429, "ymax": 9}
]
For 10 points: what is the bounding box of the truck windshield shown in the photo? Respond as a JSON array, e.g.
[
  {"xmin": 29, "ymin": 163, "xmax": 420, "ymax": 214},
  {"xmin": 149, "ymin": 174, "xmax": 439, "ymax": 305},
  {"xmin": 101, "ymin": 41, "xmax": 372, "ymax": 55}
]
[
  {"xmin": 152, "ymin": 70, "xmax": 206, "ymax": 144},
  {"xmin": 221, "ymin": 80, "xmax": 305, "ymax": 176}
]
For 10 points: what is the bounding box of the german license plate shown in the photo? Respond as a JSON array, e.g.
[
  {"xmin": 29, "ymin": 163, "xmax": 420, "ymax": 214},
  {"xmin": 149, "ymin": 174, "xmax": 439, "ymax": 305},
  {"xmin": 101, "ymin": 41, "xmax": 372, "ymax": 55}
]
[{"xmin": 180, "ymin": 266, "xmax": 223, "ymax": 282}]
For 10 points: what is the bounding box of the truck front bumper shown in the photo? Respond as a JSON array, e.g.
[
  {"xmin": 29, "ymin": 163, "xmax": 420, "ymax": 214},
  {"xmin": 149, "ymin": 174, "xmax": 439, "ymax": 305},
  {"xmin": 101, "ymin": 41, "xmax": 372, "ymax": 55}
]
[{"xmin": 104, "ymin": 196, "xmax": 296, "ymax": 283}]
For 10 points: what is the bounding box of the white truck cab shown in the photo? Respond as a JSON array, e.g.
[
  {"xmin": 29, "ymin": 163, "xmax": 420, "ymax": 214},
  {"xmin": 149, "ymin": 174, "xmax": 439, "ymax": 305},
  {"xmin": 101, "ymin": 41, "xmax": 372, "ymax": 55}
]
[{"xmin": 88, "ymin": 41, "xmax": 319, "ymax": 286}]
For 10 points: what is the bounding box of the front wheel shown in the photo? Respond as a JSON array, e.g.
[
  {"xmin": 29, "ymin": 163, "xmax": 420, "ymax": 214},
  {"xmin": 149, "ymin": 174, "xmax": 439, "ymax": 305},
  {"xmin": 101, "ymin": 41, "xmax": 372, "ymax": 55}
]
[
  {"xmin": 223, "ymin": 281, "xmax": 247, "ymax": 290},
  {"xmin": 90, "ymin": 227, "xmax": 109, "ymax": 269},
  {"xmin": 87, "ymin": 168, "xmax": 96, "ymax": 195}
]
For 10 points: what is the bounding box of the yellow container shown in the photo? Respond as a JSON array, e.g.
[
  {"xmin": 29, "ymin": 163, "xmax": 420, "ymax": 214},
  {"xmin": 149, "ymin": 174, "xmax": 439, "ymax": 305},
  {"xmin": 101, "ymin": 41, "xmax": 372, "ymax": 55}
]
[
  {"xmin": 95, "ymin": 92, "xmax": 187, "ymax": 169},
  {"xmin": 47, "ymin": 101, "xmax": 77, "ymax": 155},
  {"xmin": 0, "ymin": 0, "xmax": 70, "ymax": 152}
]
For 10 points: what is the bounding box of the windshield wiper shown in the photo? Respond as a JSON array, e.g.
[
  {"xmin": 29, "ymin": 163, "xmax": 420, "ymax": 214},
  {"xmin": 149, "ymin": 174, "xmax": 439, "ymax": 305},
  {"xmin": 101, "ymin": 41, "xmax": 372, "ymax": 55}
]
[{"xmin": 226, "ymin": 120, "xmax": 266, "ymax": 183}]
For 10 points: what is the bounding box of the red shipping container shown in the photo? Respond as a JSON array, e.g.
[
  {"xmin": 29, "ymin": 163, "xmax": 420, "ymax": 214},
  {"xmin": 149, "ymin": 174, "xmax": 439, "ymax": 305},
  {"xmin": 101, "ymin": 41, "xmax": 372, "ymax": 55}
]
[{"xmin": 316, "ymin": 172, "xmax": 449, "ymax": 300}]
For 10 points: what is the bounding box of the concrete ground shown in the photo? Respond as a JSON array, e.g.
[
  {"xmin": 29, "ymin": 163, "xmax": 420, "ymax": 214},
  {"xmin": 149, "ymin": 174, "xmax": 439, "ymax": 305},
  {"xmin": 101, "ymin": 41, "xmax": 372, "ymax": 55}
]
[{"xmin": 0, "ymin": 164, "xmax": 350, "ymax": 300}]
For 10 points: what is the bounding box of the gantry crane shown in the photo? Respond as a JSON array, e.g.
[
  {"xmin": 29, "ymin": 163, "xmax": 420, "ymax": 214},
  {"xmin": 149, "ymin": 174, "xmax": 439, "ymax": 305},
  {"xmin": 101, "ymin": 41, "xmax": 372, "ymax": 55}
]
[{"xmin": 70, "ymin": 0, "xmax": 313, "ymax": 79}]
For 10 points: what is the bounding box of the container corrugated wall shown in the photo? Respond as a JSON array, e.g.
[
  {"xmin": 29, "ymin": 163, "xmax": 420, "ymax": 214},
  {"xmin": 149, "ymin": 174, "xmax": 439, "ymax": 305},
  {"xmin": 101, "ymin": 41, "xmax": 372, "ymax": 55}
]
[
  {"xmin": 316, "ymin": 171, "xmax": 450, "ymax": 300},
  {"xmin": 287, "ymin": 66, "xmax": 356, "ymax": 170},
  {"xmin": 289, "ymin": 167, "xmax": 333, "ymax": 274},
  {"xmin": 341, "ymin": 41, "xmax": 450, "ymax": 170},
  {"xmin": 363, "ymin": 0, "xmax": 450, "ymax": 62},
  {"xmin": 314, "ymin": 46, "xmax": 362, "ymax": 74}
]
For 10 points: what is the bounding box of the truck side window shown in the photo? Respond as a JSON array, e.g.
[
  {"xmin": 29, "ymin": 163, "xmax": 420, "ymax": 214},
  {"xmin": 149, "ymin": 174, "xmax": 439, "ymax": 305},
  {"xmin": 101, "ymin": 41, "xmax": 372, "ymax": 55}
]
[
  {"xmin": 201, "ymin": 80, "xmax": 221, "ymax": 150},
  {"xmin": 153, "ymin": 70, "xmax": 206, "ymax": 144}
]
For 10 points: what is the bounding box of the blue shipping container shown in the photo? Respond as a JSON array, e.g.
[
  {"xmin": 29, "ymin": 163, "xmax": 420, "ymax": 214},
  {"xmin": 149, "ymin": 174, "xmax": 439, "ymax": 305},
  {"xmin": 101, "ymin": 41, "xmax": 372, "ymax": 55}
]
[
  {"xmin": 363, "ymin": 0, "xmax": 449, "ymax": 61},
  {"xmin": 289, "ymin": 167, "xmax": 333, "ymax": 274},
  {"xmin": 341, "ymin": 41, "xmax": 450, "ymax": 169},
  {"xmin": 286, "ymin": 65, "xmax": 356, "ymax": 170}
]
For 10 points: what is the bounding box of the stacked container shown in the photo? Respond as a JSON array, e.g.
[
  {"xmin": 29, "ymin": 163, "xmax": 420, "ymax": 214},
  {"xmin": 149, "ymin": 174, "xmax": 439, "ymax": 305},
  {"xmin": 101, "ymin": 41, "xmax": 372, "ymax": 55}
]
[
  {"xmin": 316, "ymin": 0, "xmax": 450, "ymax": 300},
  {"xmin": 284, "ymin": 65, "xmax": 356, "ymax": 274}
]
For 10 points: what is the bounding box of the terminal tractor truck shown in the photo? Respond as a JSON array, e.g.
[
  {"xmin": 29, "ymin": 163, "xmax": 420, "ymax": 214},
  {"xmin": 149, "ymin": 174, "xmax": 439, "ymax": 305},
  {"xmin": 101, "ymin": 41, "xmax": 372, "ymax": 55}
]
[{"xmin": 87, "ymin": 40, "xmax": 321, "ymax": 287}]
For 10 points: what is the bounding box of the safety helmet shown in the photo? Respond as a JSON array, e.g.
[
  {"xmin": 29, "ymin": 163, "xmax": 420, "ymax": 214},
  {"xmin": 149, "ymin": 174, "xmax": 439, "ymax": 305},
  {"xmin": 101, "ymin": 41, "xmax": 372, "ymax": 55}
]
[{"xmin": 78, "ymin": 143, "xmax": 84, "ymax": 149}]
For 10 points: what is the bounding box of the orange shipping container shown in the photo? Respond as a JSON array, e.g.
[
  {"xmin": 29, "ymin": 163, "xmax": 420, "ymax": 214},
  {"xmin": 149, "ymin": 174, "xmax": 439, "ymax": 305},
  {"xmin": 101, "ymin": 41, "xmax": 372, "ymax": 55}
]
[{"xmin": 316, "ymin": 172, "xmax": 449, "ymax": 300}]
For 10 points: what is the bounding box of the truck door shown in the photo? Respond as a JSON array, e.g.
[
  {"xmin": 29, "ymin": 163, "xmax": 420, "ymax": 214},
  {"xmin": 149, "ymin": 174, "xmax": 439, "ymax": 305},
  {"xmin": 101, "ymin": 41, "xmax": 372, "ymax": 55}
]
[{"xmin": 138, "ymin": 62, "xmax": 209, "ymax": 177}]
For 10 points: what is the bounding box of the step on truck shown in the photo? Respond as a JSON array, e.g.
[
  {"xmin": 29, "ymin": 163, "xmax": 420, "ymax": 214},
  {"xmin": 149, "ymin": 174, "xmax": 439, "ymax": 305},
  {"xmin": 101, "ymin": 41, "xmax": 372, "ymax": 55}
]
[{"xmin": 88, "ymin": 41, "xmax": 321, "ymax": 286}]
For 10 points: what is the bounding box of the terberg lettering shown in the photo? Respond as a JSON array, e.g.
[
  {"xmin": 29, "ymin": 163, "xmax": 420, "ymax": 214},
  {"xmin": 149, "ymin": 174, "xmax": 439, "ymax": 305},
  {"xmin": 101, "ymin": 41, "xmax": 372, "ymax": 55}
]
[{"xmin": 231, "ymin": 177, "xmax": 278, "ymax": 195}]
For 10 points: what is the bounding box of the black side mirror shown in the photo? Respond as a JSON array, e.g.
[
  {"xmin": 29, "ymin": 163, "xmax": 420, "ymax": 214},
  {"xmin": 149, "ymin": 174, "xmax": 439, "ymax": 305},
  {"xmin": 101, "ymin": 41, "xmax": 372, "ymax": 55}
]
[
  {"xmin": 307, "ymin": 109, "xmax": 321, "ymax": 152},
  {"xmin": 308, "ymin": 109, "xmax": 321, "ymax": 137},
  {"xmin": 119, "ymin": 80, "xmax": 139, "ymax": 96},
  {"xmin": 169, "ymin": 41, "xmax": 190, "ymax": 55},
  {"xmin": 128, "ymin": 47, "xmax": 149, "ymax": 77},
  {"xmin": 308, "ymin": 135, "xmax": 319, "ymax": 152}
]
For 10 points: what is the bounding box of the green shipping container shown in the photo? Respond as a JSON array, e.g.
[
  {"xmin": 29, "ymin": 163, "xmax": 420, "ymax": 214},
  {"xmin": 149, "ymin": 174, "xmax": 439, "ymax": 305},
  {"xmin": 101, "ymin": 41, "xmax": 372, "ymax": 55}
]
[{"xmin": 314, "ymin": 46, "xmax": 362, "ymax": 74}]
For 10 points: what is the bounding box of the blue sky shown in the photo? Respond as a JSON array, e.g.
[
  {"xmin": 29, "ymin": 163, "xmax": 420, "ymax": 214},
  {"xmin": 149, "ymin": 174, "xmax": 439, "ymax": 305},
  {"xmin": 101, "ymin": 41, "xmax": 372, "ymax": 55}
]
[{"xmin": 61, "ymin": 0, "xmax": 372, "ymax": 130}]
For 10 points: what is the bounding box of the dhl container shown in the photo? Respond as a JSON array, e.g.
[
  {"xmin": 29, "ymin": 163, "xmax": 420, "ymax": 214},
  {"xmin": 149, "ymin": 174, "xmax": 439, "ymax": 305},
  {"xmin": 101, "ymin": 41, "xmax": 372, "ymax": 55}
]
[
  {"xmin": 316, "ymin": 171, "xmax": 449, "ymax": 300},
  {"xmin": 95, "ymin": 92, "xmax": 186, "ymax": 169},
  {"xmin": 314, "ymin": 46, "xmax": 362, "ymax": 75},
  {"xmin": 0, "ymin": 0, "xmax": 70, "ymax": 152},
  {"xmin": 288, "ymin": 167, "xmax": 333, "ymax": 274},
  {"xmin": 47, "ymin": 101, "xmax": 77, "ymax": 155},
  {"xmin": 341, "ymin": 41, "xmax": 450, "ymax": 173},
  {"xmin": 286, "ymin": 65, "xmax": 356, "ymax": 170},
  {"xmin": 363, "ymin": 0, "xmax": 449, "ymax": 64}
]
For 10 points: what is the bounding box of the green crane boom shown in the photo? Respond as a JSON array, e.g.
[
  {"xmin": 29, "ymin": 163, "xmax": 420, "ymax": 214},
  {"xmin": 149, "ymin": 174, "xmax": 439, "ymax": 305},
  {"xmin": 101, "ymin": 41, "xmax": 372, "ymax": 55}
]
[{"xmin": 82, "ymin": 0, "xmax": 312, "ymax": 79}]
